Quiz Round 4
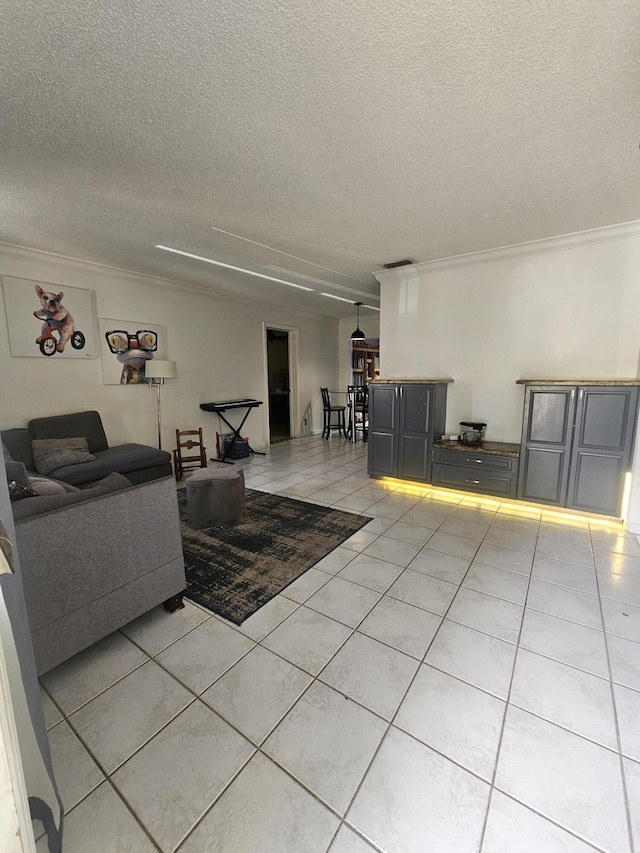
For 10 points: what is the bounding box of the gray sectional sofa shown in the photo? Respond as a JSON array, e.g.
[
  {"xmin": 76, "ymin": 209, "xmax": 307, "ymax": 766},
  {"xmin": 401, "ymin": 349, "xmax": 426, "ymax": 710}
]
[
  {"xmin": 2, "ymin": 410, "xmax": 172, "ymax": 488},
  {"xmin": 8, "ymin": 469, "xmax": 186, "ymax": 675},
  {"xmin": 4, "ymin": 411, "xmax": 185, "ymax": 675}
]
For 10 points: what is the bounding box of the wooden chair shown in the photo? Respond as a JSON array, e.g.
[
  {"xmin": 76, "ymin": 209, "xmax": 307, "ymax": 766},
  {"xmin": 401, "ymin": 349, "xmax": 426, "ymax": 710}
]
[
  {"xmin": 347, "ymin": 384, "xmax": 369, "ymax": 442},
  {"xmin": 320, "ymin": 388, "xmax": 347, "ymax": 439},
  {"xmin": 173, "ymin": 428, "xmax": 208, "ymax": 480}
]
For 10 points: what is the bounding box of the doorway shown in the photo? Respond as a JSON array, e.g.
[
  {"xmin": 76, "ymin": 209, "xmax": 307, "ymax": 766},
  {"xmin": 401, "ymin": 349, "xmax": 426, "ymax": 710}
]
[{"xmin": 266, "ymin": 328, "xmax": 291, "ymax": 443}]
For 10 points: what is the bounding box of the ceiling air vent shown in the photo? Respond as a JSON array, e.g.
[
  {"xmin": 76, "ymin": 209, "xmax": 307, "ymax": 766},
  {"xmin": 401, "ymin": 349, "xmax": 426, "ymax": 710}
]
[{"xmin": 382, "ymin": 259, "xmax": 414, "ymax": 269}]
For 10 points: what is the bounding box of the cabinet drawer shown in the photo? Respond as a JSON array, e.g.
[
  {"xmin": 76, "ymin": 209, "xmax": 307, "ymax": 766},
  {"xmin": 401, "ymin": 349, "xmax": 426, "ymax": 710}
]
[
  {"xmin": 433, "ymin": 447, "xmax": 517, "ymax": 473},
  {"xmin": 432, "ymin": 463, "xmax": 517, "ymax": 498}
]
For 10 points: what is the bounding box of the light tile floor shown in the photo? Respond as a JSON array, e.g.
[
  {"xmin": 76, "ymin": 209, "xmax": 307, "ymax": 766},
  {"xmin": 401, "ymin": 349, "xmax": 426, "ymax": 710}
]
[{"xmin": 35, "ymin": 435, "xmax": 640, "ymax": 852}]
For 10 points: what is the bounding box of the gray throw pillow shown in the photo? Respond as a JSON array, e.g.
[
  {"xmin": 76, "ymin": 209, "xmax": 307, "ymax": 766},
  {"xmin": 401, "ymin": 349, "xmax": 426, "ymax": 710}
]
[
  {"xmin": 11, "ymin": 472, "xmax": 132, "ymax": 521},
  {"xmin": 28, "ymin": 476, "xmax": 68, "ymax": 496},
  {"xmin": 31, "ymin": 437, "xmax": 96, "ymax": 476}
]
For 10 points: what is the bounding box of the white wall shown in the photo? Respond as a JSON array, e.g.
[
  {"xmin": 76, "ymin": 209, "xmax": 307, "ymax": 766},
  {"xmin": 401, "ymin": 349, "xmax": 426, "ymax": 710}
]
[
  {"xmin": 375, "ymin": 221, "xmax": 640, "ymax": 527},
  {"xmin": 0, "ymin": 244, "xmax": 339, "ymax": 450}
]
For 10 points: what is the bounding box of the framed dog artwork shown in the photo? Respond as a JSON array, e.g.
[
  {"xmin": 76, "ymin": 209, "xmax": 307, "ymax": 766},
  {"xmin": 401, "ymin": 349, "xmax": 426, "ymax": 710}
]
[
  {"xmin": 2, "ymin": 276, "xmax": 97, "ymax": 359},
  {"xmin": 99, "ymin": 318, "xmax": 166, "ymax": 384}
]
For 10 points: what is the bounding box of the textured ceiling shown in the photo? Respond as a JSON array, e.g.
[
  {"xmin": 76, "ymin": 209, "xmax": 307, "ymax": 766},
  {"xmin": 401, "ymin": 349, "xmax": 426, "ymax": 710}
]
[{"xmin": 2, "ymin": 0, "xmax": 640, "ymax": 317}]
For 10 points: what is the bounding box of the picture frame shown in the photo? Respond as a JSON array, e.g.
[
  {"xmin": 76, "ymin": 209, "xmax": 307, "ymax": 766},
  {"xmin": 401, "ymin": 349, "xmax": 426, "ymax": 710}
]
[
  {"xmin": 99, "ymin": 317, "xmax": 166, "ymax": 385},
  {"xmin": 2, "ymin": 276, "xmax": 97, "ymax": 359}
]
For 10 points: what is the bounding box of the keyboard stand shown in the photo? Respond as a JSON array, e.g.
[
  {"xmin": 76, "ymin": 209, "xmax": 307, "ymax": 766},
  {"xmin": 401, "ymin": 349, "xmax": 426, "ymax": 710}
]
[{"xmin": 199, "ymin": 399, "xmax": 266, "ymax": 464}]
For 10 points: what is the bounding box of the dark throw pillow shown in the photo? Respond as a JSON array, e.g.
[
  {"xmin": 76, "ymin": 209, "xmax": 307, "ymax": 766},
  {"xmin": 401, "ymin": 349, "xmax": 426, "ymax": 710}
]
[{"xmin": 8, "ymin": 480, "xmax": 38, "ymax": 502}]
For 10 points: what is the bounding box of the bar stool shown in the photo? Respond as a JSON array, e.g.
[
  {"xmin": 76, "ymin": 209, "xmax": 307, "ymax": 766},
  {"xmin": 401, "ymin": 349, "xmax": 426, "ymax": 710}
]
[{"xmin": 320, "ymin": 388, "xmax": 346, "ymax": 439}]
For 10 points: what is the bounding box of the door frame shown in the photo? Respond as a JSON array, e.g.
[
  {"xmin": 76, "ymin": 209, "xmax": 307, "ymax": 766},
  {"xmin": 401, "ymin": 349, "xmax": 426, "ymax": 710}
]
[
  {"xmin": 262, "ymin": 323, "xmax": 300, "ymax": 441},
  {"xmin": 0, "ymin": 589, "xmax": 38, "ymax": 853}
]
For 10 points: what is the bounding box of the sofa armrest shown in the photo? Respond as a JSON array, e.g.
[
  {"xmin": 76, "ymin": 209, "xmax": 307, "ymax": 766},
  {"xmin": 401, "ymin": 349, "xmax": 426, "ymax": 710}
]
[
  {"xmin": 14, "ymin": 476, "xmax": 185, "ymax": 633},
  {"xmin": 6, "ymin": 460, "xmax": 31, "ymax": 488},
  {"xmin": 1, "ymin": 427, "xmax": 36, "ymax": 469}
]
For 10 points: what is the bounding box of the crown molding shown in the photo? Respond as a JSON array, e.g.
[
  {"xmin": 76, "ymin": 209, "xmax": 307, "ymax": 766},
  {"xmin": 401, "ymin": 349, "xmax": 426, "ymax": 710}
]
[
  {"xmin": 0, "ymin": 241, "xmax": 331, "ymax": 322},
  {"xmin": 373, "ymin": 219, "xmax": 640, "ymax": 284}
]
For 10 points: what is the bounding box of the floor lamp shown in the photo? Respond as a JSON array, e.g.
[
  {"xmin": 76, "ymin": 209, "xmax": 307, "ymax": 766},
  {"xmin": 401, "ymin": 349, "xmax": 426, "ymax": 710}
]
[{"xmin": 147, "ymin": 360, "xmax": 177, "ymax": 449}]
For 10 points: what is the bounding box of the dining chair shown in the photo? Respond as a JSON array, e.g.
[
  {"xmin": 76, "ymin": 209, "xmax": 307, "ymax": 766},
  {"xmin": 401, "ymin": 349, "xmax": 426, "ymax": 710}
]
[
  {"xmin": 347, "ymin": 385, "xmax": 369, "ymax": 442},
  {"xmin": 320, "ymin": 387, "xmax": 347, "ymax": 439}
]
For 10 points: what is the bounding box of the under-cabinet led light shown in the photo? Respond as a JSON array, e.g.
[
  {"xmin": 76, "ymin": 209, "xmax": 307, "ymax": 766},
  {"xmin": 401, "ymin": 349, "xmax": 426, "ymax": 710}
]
[
  {"xmin": 621, "ymin": 471, "xmax": 633, "ymax": 521},
  {"xmin": 155, "ymin": 245, "xmax": 314, "ymax": 291},
  {"xmin": 379, "ymin": 478, "xmax": 629, "ymax": 523}
]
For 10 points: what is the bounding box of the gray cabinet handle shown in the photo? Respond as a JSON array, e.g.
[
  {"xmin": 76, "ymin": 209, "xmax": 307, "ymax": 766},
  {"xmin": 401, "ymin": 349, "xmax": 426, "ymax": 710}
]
[
  {"xmin": 579, "ymin": 388, "xmax": 584, "ymax": 403},
  {"xmin": 465, "ymin": 479, "xmax": 481, "ymax": 484},
  {"xmin": 466, "ymin": 458, "xmax": 482, "ymax": 463},
  {"xmin": 395, "ymin": 387, "xmax": 398, "ymax": 398},
  {"xmin": 400, "ymin": 385, "xmax": 403, "ymax": 398}
]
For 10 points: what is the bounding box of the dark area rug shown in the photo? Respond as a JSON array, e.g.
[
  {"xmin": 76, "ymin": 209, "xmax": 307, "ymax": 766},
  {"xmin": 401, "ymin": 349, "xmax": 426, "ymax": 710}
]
[{"xmin": 177, "ymin": 488, "xmax": 371, "ymax": 624}]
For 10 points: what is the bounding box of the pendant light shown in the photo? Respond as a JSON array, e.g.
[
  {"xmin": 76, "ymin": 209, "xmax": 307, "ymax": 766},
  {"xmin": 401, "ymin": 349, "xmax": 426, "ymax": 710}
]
[{"xmin": 350, "ymin": 302, "xmax": 365, "ymax": 341}]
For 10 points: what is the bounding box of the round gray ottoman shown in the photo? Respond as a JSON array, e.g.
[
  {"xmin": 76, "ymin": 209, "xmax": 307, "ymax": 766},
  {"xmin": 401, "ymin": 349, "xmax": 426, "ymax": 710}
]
[{"xmin": 186, "ymin": 466, "xmax": 245, "ymax": 528}]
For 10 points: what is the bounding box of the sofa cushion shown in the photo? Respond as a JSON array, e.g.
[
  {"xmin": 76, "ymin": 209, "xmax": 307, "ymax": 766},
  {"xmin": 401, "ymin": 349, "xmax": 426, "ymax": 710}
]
[
  {"xmin": 47, "ymin": 444, "xmax": 171, "ymax": 486},
  {"xmin": 12, "ymin": 472, "xmax": 132, "ymax": 521},
  {"xmin": 29, "ymin": 411, "xmax": 108, "ymax": 453},
  {"xmin": 1, "ymin": 428, "xmax": 36, "ymax": 469},
  {"xmin": 32, "ymin": 437, "xmax": 96, "ymax": 476},
  {"xmin": 28, "ymin": 476, "xmax": 69, "ymax": 496}
]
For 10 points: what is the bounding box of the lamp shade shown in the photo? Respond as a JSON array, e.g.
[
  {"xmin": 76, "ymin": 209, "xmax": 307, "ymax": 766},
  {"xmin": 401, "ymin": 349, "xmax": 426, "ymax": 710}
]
[
  {"xmin": 350, "ymin": 301, "xmax": 365, "ymax": 340},
  {"xmin": 147, "ymin": 360, "xmax": 177, "ymax": 380}
]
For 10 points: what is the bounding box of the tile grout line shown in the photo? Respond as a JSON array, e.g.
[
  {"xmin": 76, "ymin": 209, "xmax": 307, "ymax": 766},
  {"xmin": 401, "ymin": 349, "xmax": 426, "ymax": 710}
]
[
  {"xmin": 41, "ymin": 441, "xmax": 636, "ymax": 851},
  {"xmin": 328, "ymin": 500, "xmax": 491, "ymax": 848},
  {"xmin": 243, "ymin": 498, "xmax": 470, "ymax": 849},
  {"xmin": 188, "ymin": 492, "xmax": 636, "ymax": 849},
  {"xmin": 41, "ymin": 646, "xmax": 151, "ymax": 718},
  {"xmin": 48, "ymin": 622, "xmax": 264, "ymax": 839},
  {"xmin": 590, "ymin": 528, "xmax": 637, "ymax": 853},
  {"xmin": 477, "ymin": 512, "xmax": 541, "ymax": 850}
]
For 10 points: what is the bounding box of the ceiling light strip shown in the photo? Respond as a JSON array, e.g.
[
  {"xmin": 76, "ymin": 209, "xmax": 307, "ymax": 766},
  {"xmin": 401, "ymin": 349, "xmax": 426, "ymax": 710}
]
[
  {"xmin": 155, "ymin": 245, "xmax": 314, "ymax": 291},
  {"xmin": 321, "ymin": 293, "xmax": 381, "ymax": 311},
  {"xmin": 320, "ymin": 292, "xmax": 356, "ymax": 303},
  {"xmin": 210, "ymin": 226, "xmax": 362, "ymax": 283}
]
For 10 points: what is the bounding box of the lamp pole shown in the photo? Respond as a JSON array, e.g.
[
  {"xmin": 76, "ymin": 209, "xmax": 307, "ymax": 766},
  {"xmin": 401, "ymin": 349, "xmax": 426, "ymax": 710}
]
[{"xmin": 147, "ymin": 361, "xmax": 177, "ymax": 449}]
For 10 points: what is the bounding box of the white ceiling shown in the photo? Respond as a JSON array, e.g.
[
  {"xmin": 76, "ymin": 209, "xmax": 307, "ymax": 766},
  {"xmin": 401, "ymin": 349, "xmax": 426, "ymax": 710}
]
[{"xmin": 2, "ymin": 0, "xmax": 640, "ymax": 318}]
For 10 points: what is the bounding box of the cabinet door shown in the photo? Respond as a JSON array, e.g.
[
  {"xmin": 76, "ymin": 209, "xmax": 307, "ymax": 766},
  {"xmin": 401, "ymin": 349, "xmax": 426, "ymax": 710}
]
[
  {"xmin": 397, "ymin": 385, "xmax": 433, "ymax": 483},
  {"xmin": 566, "ymin": 387, "xmax": 639, "ymax": 516},
  {"xmin": 368, "ymin": 384, "xmax": 398, "ymax": 477},
  {"xmin": 518, "ymin": 386, "xmax": 576, "ymax": 505}
]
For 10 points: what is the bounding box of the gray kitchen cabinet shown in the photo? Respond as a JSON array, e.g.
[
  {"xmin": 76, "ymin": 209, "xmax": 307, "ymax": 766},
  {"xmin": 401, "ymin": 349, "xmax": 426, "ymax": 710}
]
[
  {"xmin": 517, "ymin": 383, "xmax": 639, "ymax": 516},
  {"xmin": 368, "ymin": 381, "xmax": 449, "ymax": 483},
  {"xmin": 367, "ymin": 384, "xmax": 398, "ymax": 478},
  {"xmin": 432, "ymin": 443, "xmax": 520, "ymax": 498},
  {"xmin": 518, "ymin": 387, "xmax": 575, "ymax": 505}
]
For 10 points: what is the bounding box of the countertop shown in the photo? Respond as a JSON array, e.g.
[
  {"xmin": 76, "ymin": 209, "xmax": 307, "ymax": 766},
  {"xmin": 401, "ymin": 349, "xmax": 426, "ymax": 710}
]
[
  {"xmin": 434, "ymin": 439, "xmax": 521, "ymax": 458},
  {"xmin": 516, "ymin": 379, "xmax": 640, "ymax": 386}
]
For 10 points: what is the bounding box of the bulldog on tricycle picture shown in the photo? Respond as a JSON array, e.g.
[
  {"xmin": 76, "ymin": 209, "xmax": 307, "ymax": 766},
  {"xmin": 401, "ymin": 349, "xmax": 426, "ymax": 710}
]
[
  {"xmin": 2, "ymin": 275, "xmax": 96, "ymax": 359},
  {"xmin": 33, "ymin": 284, "xmax": 86, "ymax": 356}
]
